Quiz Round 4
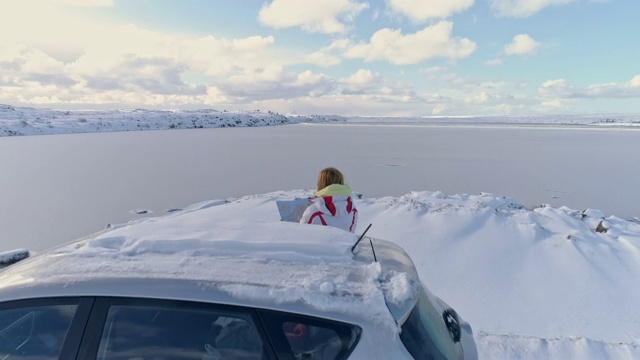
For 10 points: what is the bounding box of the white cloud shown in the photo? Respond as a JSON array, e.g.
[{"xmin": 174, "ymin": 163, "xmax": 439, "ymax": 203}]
[
  {"xmin": 62, "ymin": 26, "xmax": 278, "ymax": 96},
  {"xmin": 410, "ymin": 72, "xmax": 544, "ymax": 115},
  {"xmin": 490, "ymin": 0, "xmax": 575, "ymax": 17},
  {"xmin": 338, "ymin": 69, "xmax": 416, "ymax": 99},
  {"xmin": 372, "ymin": 8, "xmax": 380, "ymax": 20},
  {"xmin": 480, "ymin": 81, "xmax": 510, "ymax": 90},
  {"xmin": 538, "ymin": 79, "xmax": 575, "ymax": 96},
  {"xmin": 182, "ymin": 35, "xmax": 276, "ymax": 76},
  {"xmin": 504, "ymin": 34, "xmax": 541, "ymax": 56},
  {"xmin": 345, "ymin": 69, "xmax": 379, "ymax": 85},
  {"xmin": 217, "ymin": 65, "xmax": 336, "ymax": 101},
  {"xmin": 485, "ymin": 58, "xmax": 504, "ymax": 66},
  {"xmin": 0, "ymin": 2, "xmax": 111, "ymax": 62},
  {"xmin": 419, "ymin": 67, "xmax": 446, "ymax": 82},
  {"xmin": 2, "ymin": 46, "xmax": 66, "ymax": 74},
  {"xmin": 306, "ymin": 52, "xmax": 342, "ymax": 67},
  {"xmin": 0, "ymin": 3, "xmax": 297, "ymax": 107},
  {"xmin": 305, "ymin": 39, "xmax": 351, "ymax": 67},
  {"xmin": 251, "ymin": 92, "xmax": 422, "ymax": 117},
  {"xmin": 345, "ymin": 21, "xmax": 476, "ymax": 64},
  {"xmin": 538, "ymin": 76, "xmax": 640, "ymax": 99},
  {"xmin": 0, "ymin": 0, "xmax": 114, "ymax": 7},
  {"xmin": 432, "ymin": 103, "xmax": 447, "ymax": 115},
  {"xmin": 43, "ymin": 0, "xmax": 114, "ymax": 6},
  {"xmin": 419, "ymin": 66, "xmax": 445, "ymax": 75},
  {"xmin": 1, "ymin": 2, "xmax": 289, "ymax": 76},
  {"xmin": 258, "ymin": 0, "xmax": 368, "ymax": 33},
  {"xmin": 387, "ymin": 0, "xmax": 475, "ymax": 21},
  {"xmin": 68, "ymin": 25, "xmax": 178, "ymax": 73},
  {"xmin": 465, "ymin": 91, "xmax": 490, "ymax": 104},
  {"xmin": 341, "ymin": 69, "xmax": 381, "ymax": 94},
  {"xmin": 583, "ymin": 79, "xmax": 640, "ymax": 98},
  {"xmin": 541, "ymin": 98, "xmax": 568, "ymax": 108},
  {"xmin": 440, "ymin": 73, "xmax": 479, "ymax": 88}
]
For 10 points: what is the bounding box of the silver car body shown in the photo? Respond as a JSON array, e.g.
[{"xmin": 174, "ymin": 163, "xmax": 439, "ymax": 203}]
[{"xmin": 0, "ymin": 219, "xmax": 477, "ymax": 359}]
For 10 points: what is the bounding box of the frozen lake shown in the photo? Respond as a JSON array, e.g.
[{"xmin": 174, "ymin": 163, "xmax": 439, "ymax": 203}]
[{"xmin": 1, "ymin": 123, "xmax": 639, "ymax": 252}]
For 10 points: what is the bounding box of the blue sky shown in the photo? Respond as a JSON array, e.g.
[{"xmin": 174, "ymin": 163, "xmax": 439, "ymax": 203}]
[{"xmin": 1, "ymin": 0, "xmax": 638, "ymax": 116}]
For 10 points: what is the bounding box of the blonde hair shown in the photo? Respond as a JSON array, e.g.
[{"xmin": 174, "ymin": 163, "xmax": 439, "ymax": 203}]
[{"xmin": 317, "ymin": 167, "xmax": 344, "ymax": 191}]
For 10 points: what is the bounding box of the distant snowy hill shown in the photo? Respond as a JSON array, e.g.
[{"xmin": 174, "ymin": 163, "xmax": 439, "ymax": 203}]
[
  {"xmin": 0, "ymin": 104, "xmax": 345, "ymax": 137},
  {"xmin": 1, "ymin": 104, "xmax": 639, "ymax": 137},
  {"xmin": 346, "ymin": 114, "xmax": 640, "ymax": 126}
]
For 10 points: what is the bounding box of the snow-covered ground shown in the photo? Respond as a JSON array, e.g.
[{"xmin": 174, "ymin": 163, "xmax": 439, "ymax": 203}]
[
  {"xmin": 29, "ymin": 190, "xmax": 639, "ymax": 359},
  {"xmin": 1, "ymin": 104, "xmax": 640, "ymax": 137},
  {"xmin": 2, "ymin": 104, "xmax": 640, "ymax": 358}
]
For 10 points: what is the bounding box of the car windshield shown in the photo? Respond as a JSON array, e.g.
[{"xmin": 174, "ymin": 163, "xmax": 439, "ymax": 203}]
[{"xmin": 399, "ymin": 286, "xmax": 464, "ymax": 360}]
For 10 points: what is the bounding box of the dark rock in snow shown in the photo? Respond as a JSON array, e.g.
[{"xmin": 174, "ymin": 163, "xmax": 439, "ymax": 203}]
[{"xmin": 595, "ymin": 221, "xmax": 608, "ymax": 233}]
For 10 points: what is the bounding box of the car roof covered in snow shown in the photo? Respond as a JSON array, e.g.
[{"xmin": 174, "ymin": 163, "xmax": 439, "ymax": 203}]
[{"xmin": 0, "ymin": 209, "xmax": 420, "ymax": 327}]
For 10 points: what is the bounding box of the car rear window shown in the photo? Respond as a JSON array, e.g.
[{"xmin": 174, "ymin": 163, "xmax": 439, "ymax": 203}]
[
  {"xmin": 399, "ymin": 287, "xmax": 464, "ymax": 360},
  {"xmin": 259, "ymin": 310, "xmax": 362, "ymax": 360},
  {"xmin": 0, "ymin": 303, "xmax": 78, "ymax": 359}
]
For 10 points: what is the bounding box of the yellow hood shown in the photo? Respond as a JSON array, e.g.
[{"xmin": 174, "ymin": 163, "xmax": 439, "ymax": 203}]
[{"xmin": 315, "ymin": 184, "xmax": 352, "ymax": 197}]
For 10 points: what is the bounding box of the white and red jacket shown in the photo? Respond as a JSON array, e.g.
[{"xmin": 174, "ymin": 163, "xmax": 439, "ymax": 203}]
[{"xmin": 299, "ymin": 184, "xmax": 358, "ymax": 233}]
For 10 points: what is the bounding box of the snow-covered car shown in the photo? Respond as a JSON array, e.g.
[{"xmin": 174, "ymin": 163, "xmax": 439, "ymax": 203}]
[{"xmin": 0, "ymin": 213, "xmax": 477, "ymax": 360}]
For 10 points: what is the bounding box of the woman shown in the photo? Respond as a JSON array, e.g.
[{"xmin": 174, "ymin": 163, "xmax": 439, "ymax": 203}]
[{"xmin": 300, "ymin": 167, "xmax": 358, "ymax": 233}]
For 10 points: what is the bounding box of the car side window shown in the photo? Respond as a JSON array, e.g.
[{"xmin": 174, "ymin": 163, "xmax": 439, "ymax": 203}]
[
  {"xmin": 0, "ymin": 303, "xmax": 79, "ymax": 359},
  {"xmin": 96, "ymin": 303, "xmax": 267, "ymax": 360},
  {"xmin": 260, "ymin": 311, "xmax": 361, "ymax": 360}
]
